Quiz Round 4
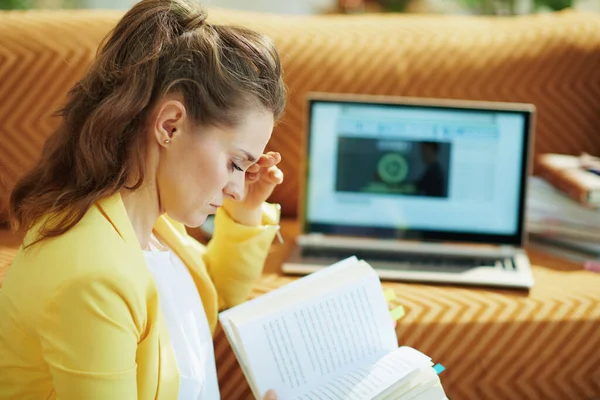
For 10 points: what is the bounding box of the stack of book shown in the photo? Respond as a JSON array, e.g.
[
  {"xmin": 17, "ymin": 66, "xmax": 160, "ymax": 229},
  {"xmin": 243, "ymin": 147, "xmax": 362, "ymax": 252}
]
[{"xmin": 527, "ymin": 153, "xmax": 600, "ymax": 263}]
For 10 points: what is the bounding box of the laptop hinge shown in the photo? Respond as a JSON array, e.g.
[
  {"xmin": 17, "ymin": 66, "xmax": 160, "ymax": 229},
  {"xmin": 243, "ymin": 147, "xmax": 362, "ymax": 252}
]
[{"xmin": 298, "ymin": 233, "xmax": 520, "ymax": 259}]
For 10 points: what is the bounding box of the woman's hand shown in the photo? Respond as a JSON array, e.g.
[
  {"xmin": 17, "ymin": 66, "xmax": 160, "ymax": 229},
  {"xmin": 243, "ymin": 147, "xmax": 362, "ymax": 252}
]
[
  {"xmin": 263, "ymin": 389, "xmax": 278, "ymax": 400},
  {"xmin": 223, "ymin": 151, "xmax": 283, "ymax": 226}
]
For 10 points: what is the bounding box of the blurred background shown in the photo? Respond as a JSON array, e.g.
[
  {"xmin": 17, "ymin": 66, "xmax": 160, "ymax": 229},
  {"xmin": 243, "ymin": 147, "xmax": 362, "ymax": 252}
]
[{"xmin": 2, "ymin": 0, "xmax": 599, "ymax": 14}]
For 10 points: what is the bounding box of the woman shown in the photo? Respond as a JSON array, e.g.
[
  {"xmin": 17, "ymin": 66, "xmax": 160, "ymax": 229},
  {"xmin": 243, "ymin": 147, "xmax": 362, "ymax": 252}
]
[{"xmin": 0, "ymin": 0, "xmax": 284, "ymax": 399}]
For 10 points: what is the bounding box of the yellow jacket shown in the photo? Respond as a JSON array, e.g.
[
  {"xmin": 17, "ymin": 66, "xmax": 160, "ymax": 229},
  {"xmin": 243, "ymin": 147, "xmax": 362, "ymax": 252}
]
[{"xmin": 0, "ymin": 192, "xmax": 280, "ymax": 399}]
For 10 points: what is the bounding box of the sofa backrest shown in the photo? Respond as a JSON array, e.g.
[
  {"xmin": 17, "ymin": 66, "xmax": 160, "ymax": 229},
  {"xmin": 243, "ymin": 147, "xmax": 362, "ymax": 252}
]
[{"xmin": 1, "ymin": 9, "xmax": 599, "ymax": 220}]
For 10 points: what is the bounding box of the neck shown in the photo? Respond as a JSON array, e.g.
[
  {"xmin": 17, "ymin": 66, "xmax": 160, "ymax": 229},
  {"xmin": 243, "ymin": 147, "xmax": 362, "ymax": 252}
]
[{"xmin": 120, "ymin": 182, "xmax": 161, "ymax": 250}]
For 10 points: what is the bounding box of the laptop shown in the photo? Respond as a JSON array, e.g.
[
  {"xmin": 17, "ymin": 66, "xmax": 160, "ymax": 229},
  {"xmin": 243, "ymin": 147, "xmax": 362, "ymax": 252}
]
[{"xmin": 282, "ymin": 93, "xmax": 536, "ymax": 289}]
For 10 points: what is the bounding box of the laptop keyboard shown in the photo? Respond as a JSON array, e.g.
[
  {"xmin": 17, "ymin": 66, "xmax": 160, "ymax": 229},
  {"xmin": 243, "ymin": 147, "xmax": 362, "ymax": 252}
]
[{"xmin": 300, "ymin": 245, "xmax": 516, "ymax": 271}]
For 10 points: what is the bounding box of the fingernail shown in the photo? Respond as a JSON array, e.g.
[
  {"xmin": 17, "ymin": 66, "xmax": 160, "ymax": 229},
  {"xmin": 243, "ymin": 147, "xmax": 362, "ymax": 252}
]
[{"xmin": 265, "ymin": 390, "xmax": 277, "ymax": 400}]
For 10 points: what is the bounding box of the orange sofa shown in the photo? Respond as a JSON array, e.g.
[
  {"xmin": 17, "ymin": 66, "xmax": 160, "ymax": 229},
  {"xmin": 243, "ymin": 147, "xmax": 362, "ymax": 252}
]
[{"xmin": 1, "ymin": 8, "xmax": 599, "ymax": 399}]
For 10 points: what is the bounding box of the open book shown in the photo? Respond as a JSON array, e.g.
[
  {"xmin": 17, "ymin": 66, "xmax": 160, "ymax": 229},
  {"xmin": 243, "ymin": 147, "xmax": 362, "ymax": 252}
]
[{"xmin": 219, "ymin": 257, "xmax": 448, "ymax": 400}]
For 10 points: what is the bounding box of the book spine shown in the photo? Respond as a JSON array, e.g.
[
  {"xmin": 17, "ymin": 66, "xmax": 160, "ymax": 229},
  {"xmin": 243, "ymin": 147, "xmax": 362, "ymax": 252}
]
[
  {"xmin": 527, "ymin": 220, "xmax": 600, "ymax": 242},
  {"xmin": 537, "ymin": 160, "xmax": 591, "ymax": 207}
]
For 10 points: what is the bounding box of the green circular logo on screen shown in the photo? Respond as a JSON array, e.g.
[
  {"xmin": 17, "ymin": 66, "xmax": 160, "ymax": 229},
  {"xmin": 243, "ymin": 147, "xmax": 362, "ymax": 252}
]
[{"xmin": 378, "ymin": 153, "xmax": 409, "ymax": 184}]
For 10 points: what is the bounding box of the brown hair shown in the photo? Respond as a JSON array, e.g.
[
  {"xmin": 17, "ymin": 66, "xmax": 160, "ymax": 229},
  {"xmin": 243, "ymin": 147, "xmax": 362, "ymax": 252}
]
[{"xmin": 9, "ymin": 0, "xmax": 286, "ymax": 242}]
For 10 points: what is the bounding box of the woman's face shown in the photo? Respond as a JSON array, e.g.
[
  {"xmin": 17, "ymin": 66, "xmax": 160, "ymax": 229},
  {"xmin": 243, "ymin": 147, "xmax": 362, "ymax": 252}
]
[{"xmin": 150, "ymin": 97, "xmax": 274, "ymax": 227}]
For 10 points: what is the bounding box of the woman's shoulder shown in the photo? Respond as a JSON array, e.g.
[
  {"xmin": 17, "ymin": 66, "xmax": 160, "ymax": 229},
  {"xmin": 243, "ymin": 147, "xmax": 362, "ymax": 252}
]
[
  {"xmin": 15, "ymin": 203, "xmax": 155, "ymax": 298},
  {"xmin": 4, "ymin": 204, "xmax": 155, "ymax": 332}
]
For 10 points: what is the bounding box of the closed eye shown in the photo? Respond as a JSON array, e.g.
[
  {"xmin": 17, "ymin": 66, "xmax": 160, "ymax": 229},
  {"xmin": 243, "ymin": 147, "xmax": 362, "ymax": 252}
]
[{"xmin": 230, "ymin": 161, "xmax": 244, "ymax": 172}]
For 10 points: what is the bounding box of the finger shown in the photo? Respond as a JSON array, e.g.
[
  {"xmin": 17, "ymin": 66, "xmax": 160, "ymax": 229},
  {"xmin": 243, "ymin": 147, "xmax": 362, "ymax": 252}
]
[
  {"xmin": 247, "ymin": 163, "xmax": 261, "ymax": 173},
  {"xmin": 255, "ymin": 159, "xmax": 275, "ymax": 169},
  {"xmin": 256, "ymin": 152, "xmax": 281, "ymax": 168},
  {"xmin": 246, "ymin": 171, "xmax": 260, "ymax": 183},
  {"xmin": 264, "ymin": 390, "xmax": 277, "ymax": 400},
  {"xmin": 266, "ymin": 151, "xmax": 281, "ymax": 164},
  {"xmin": 264, "ymin": 166, "xmax": 284, "ymax": 184},
  {"xmin": 256, "ymin": 154, "xmax": 275, "ymax": 168},
  {"xmin": 254, "ymin": 166, "xmax": 277, "ymax": 185}
]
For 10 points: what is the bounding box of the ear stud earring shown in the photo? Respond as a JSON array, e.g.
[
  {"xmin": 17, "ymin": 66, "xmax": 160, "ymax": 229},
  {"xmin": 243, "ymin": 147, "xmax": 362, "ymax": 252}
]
[{"xmin": 164, "ymin": 128, "xmax": 176, "ymax": 144}]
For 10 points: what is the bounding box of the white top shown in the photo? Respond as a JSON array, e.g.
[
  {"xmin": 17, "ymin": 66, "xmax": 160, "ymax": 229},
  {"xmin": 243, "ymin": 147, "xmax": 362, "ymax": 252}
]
[{"xmin": 143, "ymin": 241, "xmax": 220, "ymax": 400}]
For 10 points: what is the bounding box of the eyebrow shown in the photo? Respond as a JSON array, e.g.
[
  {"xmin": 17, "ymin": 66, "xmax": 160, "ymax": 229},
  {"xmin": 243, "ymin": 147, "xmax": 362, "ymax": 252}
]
[{"xmin": 241, "ymin": 149, "xmax": 257, "ymax": 163}]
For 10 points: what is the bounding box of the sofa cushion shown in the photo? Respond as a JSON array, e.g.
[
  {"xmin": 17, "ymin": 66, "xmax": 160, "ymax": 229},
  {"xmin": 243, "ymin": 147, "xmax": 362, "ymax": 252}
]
[{"xmin": 1, "ymin": 9, "xmax": 599, "ymax": 219}]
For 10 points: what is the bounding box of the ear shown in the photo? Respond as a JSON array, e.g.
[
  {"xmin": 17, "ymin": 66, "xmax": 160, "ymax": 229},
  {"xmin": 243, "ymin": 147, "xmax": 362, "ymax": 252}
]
[{"xmin": 152, "ymin": 99, "xmax": 187, "ymax": 147}]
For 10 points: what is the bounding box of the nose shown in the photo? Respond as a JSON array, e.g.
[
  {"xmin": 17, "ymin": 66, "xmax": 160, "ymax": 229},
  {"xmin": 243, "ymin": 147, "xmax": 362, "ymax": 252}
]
[{"xmin": 223, "ymin": 173, "xmax": 244, "ymax": 201}]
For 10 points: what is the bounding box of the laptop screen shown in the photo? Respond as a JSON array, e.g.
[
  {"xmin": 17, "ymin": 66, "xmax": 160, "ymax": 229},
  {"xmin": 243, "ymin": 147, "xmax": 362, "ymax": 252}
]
[{"xmin": 304, "ymin": 96, "xmax": 533, "ymax": 246}]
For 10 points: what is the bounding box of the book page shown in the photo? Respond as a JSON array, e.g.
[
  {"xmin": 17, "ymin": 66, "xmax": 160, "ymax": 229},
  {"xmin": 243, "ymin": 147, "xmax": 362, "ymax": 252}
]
[
  {"xmin": 232, "ymin": 270, "xmax": 398, "ymax": 399},
  {"xmin": 378, "ymin": 361, "xmax": 444, "ymax": 400},
  {"xmin": 294, "ymin": 346, "xmax": 432, "ymax": 400},
  {"xmin": 220, "ymin": 257, "xmax": 360, "ymax": 330},
  {"xmin": 218, "ymin": 257, "xmax": 360, "ymax": 398}
]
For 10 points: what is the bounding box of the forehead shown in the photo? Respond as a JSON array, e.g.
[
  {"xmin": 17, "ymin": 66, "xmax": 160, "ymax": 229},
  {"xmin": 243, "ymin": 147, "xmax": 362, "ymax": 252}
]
[{"xmin": 223, "ymin": 109, "xmax": 274, "ymax": 151}]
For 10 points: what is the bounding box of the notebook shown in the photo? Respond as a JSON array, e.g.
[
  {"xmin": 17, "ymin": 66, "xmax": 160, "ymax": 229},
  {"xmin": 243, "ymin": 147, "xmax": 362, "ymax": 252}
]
[
  {"xmin": 219, "ymin": 256, "xmax": 448, "ymax": 400},
  {"xmin": 282, "ymin": 93, "xmax": 535, "ymax": 289}
]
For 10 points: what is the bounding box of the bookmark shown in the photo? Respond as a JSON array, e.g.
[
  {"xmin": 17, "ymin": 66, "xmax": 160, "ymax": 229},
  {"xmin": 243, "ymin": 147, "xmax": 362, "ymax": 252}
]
[
  {"xmin": 275, "ymin": 229, "xmax": 284, "ymax": 244},
  {"xmin": 389, "ymin": 305, "xmax": 405, "ymax": 321},
  {"xmin": 384, "ymin": 289, "xmax": 396, "ymax": 302},
  {"xmin": 433, "ymin": 364, "xmax": 445, "ymax": 375}
]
